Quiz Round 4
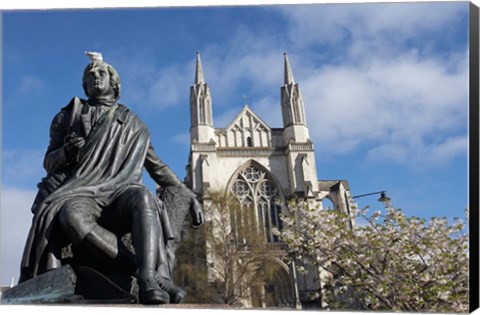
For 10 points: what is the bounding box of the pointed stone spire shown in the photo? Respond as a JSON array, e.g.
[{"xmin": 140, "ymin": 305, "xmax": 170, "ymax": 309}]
[
  {"xmin": 284, "ymin": 52, "xmax": 295, "ymax": 85},
  {"xmin": 281, "ymin": 53, "xmax": 309, "ymax": 143},
  {"xmin": 191, "ymin": 52, "xmax": 214, "ymax": 143},
  {"xmin": 195, "ymin": 51, "xmax": 205, "ymax": 84}
]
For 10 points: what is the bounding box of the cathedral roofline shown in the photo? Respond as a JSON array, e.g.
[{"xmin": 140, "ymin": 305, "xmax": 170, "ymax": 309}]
[{"xmin": 223, "ymin": 105, "xmax": 272, "ymax": 131}]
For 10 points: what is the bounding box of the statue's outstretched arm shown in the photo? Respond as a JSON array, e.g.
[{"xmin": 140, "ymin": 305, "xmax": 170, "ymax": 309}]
[
  {"xmin": 144, "ymin": 143, "xmax": 183, "ymax": 187},
  {"xmin": 145, "ymin": 143, "xmax": 204, "ymax": 228}
]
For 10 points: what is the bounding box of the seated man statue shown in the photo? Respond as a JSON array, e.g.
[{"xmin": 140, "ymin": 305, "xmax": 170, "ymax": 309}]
[{"xmin": 19, "ymin": 52, "xmax": 204, "ymax": 304}]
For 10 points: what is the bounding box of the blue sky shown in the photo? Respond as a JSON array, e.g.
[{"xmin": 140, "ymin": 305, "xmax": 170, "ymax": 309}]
[{"xmin": 1, "ymin": 2, "xmax": 471, "ymax": 285}]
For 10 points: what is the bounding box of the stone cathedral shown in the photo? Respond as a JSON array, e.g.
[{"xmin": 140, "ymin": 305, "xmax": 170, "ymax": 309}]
[{"xmin": 180, "ymin": 52, "xmax": 354, "ymax": 308}]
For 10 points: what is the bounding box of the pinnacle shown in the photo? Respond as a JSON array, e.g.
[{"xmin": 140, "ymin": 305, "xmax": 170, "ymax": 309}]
[
  {"xmin": 284, "ymin": 52, "xmax": 295, "ymax": 85},
  {"xmin": 195, "ymin": 52, "xmax": 205, "ymax": 84}
]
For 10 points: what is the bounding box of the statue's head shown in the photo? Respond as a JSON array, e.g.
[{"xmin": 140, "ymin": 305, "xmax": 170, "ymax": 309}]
[{"xmin": 82, "ymin": 60, "xmax": 121, "ymax": 100}]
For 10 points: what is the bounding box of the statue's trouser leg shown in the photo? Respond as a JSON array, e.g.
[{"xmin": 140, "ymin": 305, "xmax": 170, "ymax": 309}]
[
  {"xmin": 111, "ymin": 187, "xmax": 161, "ymax": 277},
  {"xmin": 112, "ymin": 186, "xmax": 169, "ymax": 304},
  {"xmin": 58, "ymin": 189, "xmax": 169, "ymax": 304},
  {"xmin": 131, "ymin": 207, "xmax": 160, "ymax": 279},
  {"xmin": 58, "ymin": 198, "xmax": 136, "ymax": 274}
]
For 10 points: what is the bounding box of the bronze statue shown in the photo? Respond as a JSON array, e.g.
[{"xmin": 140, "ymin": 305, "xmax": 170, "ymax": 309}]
[{"xmin": 18, "ymin": 52, "xmax": 204, "ymax": 304}]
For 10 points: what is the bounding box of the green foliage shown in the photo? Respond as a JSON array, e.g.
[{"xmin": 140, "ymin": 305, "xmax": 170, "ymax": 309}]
[{"xmin": 274, "ymin": 200, "xmax": 469, "ymax": 312}]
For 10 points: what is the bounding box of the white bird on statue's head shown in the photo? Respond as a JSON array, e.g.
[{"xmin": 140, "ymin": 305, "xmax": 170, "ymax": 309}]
[{"xmin": 85, "ymin": 51, "xmax": 103, "ymax": 62}]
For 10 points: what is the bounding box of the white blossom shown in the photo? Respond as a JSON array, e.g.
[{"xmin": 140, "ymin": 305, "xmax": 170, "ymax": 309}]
[{"xmin": 274, "ymin": 201, "xmax": 469, "ymax": 312}]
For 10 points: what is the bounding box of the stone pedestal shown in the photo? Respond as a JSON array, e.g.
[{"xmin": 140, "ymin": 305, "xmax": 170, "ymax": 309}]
[
  {"xmin": 1, "ymin": 265, "xmax": 79, "ymax": 304},
  {"xmin": 1, "ymin": 265, "xmax": 135, "ymax": 304}
]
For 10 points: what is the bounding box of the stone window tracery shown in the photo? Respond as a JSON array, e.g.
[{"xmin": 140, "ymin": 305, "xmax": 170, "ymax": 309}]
[{"xmin": 231, "ymin": 165, "xmax": 283, "ymax": 243}]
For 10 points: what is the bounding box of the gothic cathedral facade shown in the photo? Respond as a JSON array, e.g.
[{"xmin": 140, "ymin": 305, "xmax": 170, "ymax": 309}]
[{"xmin": 183, "ymin": 52, "xmax": 354, "ymax": 308}]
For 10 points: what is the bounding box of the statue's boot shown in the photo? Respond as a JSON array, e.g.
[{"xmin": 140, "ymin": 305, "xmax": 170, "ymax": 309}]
[
  {"xmin": 137, "ymin": 276, "xmax": 169, "ymax": 305},
  {"xmin": 132, "ymin": 209, "xmax": 169, "ymax": 305},
  {"xmin": 155, "ymin": 274, "xmax": 187, "ymax": 304}
]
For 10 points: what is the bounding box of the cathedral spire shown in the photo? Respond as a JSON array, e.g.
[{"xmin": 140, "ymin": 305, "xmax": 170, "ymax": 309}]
[
  {"xmin": 284, "ymin": 52, "xmax": 295, "ymax": 85},
  {"xmin": 190, "ymin": 52, "xmax": 214, "ymax": 144},
  {"xmin": 281, "ymin": 53, "xmax": 309, "ymax": 143},
  {"xmin": 195, "ymin": 52, "xmax": 205, "ymax": 84}
]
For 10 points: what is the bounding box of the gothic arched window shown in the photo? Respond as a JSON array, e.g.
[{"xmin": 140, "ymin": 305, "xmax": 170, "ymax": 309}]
[{"xmin": 230, "ymin": 164, "xmax": 283, "ymax": 243}]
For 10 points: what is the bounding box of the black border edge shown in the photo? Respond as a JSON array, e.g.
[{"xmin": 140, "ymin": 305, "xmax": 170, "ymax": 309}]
[{"xmin": 470, "ymin": 1, "xmax": 480, "ymax": 313}]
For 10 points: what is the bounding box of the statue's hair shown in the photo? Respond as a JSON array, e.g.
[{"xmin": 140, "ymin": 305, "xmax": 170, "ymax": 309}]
[{"xmin": 82, "ymin": 61, "xmax": 121, "ymax": 99}]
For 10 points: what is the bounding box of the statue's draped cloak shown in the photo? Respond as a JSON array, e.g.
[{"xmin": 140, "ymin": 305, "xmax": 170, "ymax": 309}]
[{"xmin": 20, "ymin": 97, "xmax": 174, "ymax": 280}]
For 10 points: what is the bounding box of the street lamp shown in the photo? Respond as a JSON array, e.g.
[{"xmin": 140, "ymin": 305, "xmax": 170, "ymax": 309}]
[{"xmin": 352, "ymin": 191, "xmax": 391, "ymax": 205}]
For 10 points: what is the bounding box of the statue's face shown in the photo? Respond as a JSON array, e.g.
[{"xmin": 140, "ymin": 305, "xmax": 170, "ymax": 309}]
[{"xmin": 85, "ymin": 64, "xmax": 114, "ymax": 98}]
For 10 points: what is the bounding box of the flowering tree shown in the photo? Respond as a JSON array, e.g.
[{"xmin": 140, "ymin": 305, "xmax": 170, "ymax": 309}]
[{"xmin": 274, "ymin": 200, "xmax": 469, "ymax": 312}]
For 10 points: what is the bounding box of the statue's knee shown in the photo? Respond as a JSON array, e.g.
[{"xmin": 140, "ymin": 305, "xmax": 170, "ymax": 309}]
[
  {"xmin": 58, "ymin": 202, "xmax": 78, "ymax": 231},
  {"xmin": 124, "ymin": 186, "xmax": 156, "ymax": 212},
  {"xmin": 58, "ymin": 199, "xmax": 98, "ymax": 231}
]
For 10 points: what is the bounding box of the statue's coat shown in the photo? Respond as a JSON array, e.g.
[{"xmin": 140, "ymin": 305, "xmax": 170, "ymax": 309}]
[{"xmin": 20, "ymin": 97, "xmax": 176, "ymax": 281}]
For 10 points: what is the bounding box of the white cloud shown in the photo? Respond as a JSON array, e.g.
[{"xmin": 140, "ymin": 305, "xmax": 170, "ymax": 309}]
[
  {"xmin": 1, "ymin": 189, "xmax": 36, "ymax": 284},
  {"xmin": 197, "ymin": 27, "xmax": 286, "ymax": 108},
  {"xmin": 250, "ymin": 95, "xmax": 283, "ymax": 128},
  {"xmin": 365, "ymin": 143, "xmax": 408, "ymax": 165},
  {"xmin": 278, "ymin": 2, "xmax": 466, "ymax": 52},
  {"xmin": 3, "ymin": 149, "xmax": 45, "ymax": 188},
  {"xmin": 147, "ymin": 65, "xmax": 191, "ymax": 108},
  {"xmin": 358, "ymin": 3, "xmax": 465, "ymax": 39},
  {"xmin": 429, "ymin": 136, "xmax": 468, "ymax": 163},
  {"xmin": 301, "ymin": 52, "xmax": 468, "ymax": 166},
  {"xmin": 18, "ymin": 75, "xmax": 45, "ymax": 95},
  {"xmin": 366, "ymin": 135, "xmax": 468, "ymax": 168},
  {"xmin": 1, "ymin": 150, "xmax": 45, "ymax": 284},
  {"xmin": 106, "ymin": 48, "xmax": 193, "ymax": 110}
]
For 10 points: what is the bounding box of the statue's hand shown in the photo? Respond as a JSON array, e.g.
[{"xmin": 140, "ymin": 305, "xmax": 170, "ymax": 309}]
[
  {"xmin": 64, "ymin": 132, "xmax": 86, "ymax": 155},
  {"xmin": 190, "ymin": 198, "xmax": 204, "ymax": 229}
]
